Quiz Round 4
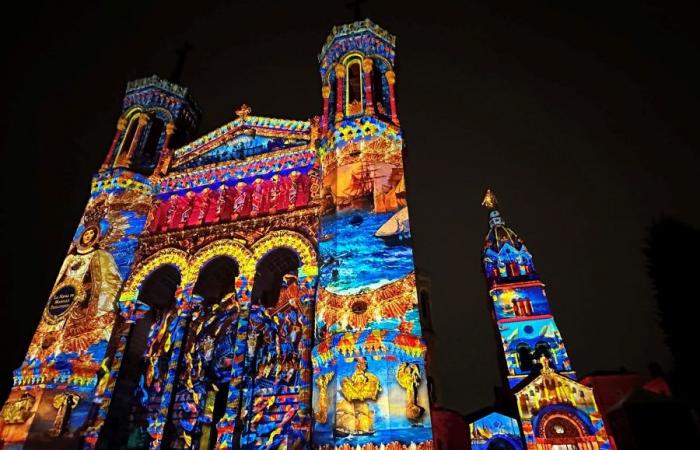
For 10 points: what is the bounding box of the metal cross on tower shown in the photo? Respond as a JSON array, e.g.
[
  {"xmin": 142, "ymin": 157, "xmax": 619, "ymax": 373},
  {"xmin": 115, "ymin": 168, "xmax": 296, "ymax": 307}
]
[
  {"xmin": 170, "ymin": 42, "xmax": 193, "ymax": 84},
  {"xmin": 346, "ymin": 0, "xmax": 368, "ymax": 21}
]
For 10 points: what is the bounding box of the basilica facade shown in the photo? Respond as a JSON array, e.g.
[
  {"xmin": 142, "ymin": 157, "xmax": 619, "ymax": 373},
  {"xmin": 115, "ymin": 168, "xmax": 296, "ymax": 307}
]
[
  {"xmin": 0, "ymin": 18, "xmax": 613, "ymax": 450},
  {"xmin": 0, "ymin": 19, "xmax": 432, "ymax": 450}
]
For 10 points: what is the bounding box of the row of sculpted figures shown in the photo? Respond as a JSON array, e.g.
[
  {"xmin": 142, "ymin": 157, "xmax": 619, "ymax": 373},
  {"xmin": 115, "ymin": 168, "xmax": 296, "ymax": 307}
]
[
  {"xmin": 94, "ymin": 236, "xmax": 318, "ymax": 450},
  {"xmin": 149, "ymin": 172, "xmax": 312, "ymax": 234}
]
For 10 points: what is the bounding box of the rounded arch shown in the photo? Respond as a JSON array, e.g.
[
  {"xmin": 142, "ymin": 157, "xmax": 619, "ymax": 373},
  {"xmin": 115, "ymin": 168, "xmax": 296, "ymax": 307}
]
[
  {"xmin": 122, "ymin": 106, "xmax": 145, "ymax": 120},
  {"xmin": 368, "ymin": 53, "xmax": 392, "ymax": 69},
  {"xmin": 192, "ymin": 256, "xmax": 240, "ymax": 306},
  {"xmin": 137, "ymin": 264, "xmax": 182, "ymax": 310},
  {"xmin": 516, "ymin": 342, "xmax": 534, "ymax": 372},
  {"xmin": 251, "ymin": 247, "xmax": 301, "ymax": 308},
  {"xmin": 120, "ymin": 248, "xmax": 189, "ymax": 307},
  {"xmin": 343, "ymin": 53, "xmax": 364, "ymax": 116},
  {"xmin": 533, "ymin": 404, "xmax": 595, "ymax": 438},
  {"xmin": 147, "ymin": 106, "xmax": 174, "ymax": 123},
  {"xmin": 191, "ymin": 239, "xmax": 255, "ymax": 280},
  {"xmin": 114, "ymin": 107, "xmax": 146, "ymax": 164},
  {"xmin": 341, "ymin": 51, "xmax": 366, "ymax": 65},
  {"xmin": 486, "ymin": 435, "xmax": 521, "ymax": 450},
  {"xmin": 251, "ymin": 230, "xmax": 317, "ymax": 277}
]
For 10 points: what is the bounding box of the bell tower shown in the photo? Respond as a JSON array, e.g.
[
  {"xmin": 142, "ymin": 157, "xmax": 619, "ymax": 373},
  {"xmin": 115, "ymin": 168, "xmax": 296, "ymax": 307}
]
[
  {"xmin": 312, "ymin": 20, "xmax": 434, "ymax": 450},
  {"xmin": 0, "ymin": 75, "xmax": 199, "ymax": 450},
  {"xmin": 480, "ymin": 190, "xmax": 575, "ymax": 388},
  {"xmin": 480, "ymin": 190, "xmax": 613, "ymax": 450},
  {"xmin": 100, "ymin": 76, "xmax": 199, "ymax": 176}
]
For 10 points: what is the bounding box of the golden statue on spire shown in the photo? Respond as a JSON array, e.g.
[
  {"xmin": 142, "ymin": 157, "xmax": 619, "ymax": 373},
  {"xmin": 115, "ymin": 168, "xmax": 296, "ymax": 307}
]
[{"xmin": 482, "ymin": 189, "xmax": 498, "ymax": 209}]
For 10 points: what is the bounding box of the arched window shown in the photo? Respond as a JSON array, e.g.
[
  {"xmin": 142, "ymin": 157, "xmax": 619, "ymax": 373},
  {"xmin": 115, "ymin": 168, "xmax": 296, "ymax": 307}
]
[
  {"xmin": 192, "ymin": 256, "xmax": 239, "ymax": 306},
  {"xmin": 534, "ymin": 341, "xmax": 553, "ymax": 366},
  {"xmin": 517, "ymin": 343, "xmax": 534, "ymax": 371},
  {"xmin": 136, "ymin": 117, "xmax": 164, "ymax": 172},
  {"xmin": 251, "ymin": 248, "xmax": 301, "ymax": 308},
  {"xmin": 103, "ymin": 265, "xmax": 180, "ymax": 450},
  {"xmin": 114, "ymin": 113, "xmax": 140, "ymax": 165},
  {"xmin": 372, "ymin": 58, "xmax": 389, "ymax": 118},
  {"xmin": 188, "ymin": 256, "xmax": 239, "ymax": 449},
  {"xmin": 345, "ymin": 58, "xmax": 363, "ymax": 116},
  {"xmin": 487, "ymin": 437, "xmax": 517, "ymax": 450}
]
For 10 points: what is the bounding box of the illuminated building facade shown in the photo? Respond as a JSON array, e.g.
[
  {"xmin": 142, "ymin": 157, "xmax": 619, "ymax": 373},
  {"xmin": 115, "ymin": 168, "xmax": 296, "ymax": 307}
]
[
  {"xmin": 475, "ymin": 190, "xmax": 613, "ymax": 450},
  {"xmin": 0, "ymin": 19, "xmax": 433, "ymax": 450}
]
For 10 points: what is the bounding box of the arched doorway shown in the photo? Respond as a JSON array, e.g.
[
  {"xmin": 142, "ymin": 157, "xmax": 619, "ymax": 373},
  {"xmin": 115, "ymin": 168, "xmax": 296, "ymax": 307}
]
[
  {"xmin": 193, "ymin": 256, "xmax": 239, "ymax": 306},
  {"xmin": 537, "ymin": 409, "xmax": 594, "ymax": 450},
  {"xmin": 103, "ymin": 264, "xmax": 181, "ymax": 450},
  {"xmin": 235, "ymin": 248, "xmax": 308, "ymax": 448},
  {"xmin": 487, "ymin": 436, "xmax": 518, "ymax": 450},
  {"xmin": 171, "ymin": 256, "xmax": 241, "ymax": 450},
  {"xmin": 251, "ymin": 248, "xmax": 300, "ymax": 308}
]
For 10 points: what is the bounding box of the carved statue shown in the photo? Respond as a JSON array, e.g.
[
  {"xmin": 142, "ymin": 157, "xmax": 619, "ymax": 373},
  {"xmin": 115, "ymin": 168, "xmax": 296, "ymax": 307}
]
[
  {"xmin": 336, "ymin": 358, "xmax": 380, "ymax": 435},
  {"xmin": 314, "ymin": 372, "xmax": 334, "ymax": 424},
  {"xmin": 396, "ymin": 362, "xmax": 425, "ymax": 421},
  {"xmin": 0, "ymin": 392, "xmax": 35, "ymax": 424}
]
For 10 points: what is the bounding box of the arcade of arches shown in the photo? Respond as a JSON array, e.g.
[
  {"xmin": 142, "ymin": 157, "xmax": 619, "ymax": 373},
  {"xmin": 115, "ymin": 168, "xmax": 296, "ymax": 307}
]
[{"xmin": 100, "ymin": 236, "xmax": 316, "ymax": 450}]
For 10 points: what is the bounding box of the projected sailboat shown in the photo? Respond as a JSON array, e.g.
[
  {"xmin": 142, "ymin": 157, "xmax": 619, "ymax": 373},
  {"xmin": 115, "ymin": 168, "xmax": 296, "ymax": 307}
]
[
  {"xmin": 374, "ymin": 206, "xmax": 411, "ymax": 246},
  {"xmin": 340, "ymin": 162, "xmax": 378, "ymax": 211}
]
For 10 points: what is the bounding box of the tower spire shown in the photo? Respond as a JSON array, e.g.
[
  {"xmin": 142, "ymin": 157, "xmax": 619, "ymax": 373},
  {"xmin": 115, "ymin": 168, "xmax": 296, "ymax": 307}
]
[
  {"xmin": 170, "ymin": 42, "xmax": 193, "ymax": 84},
  {"xmin": 482, "ymin": 189, "xmax": 508, "ymax": 230},
  {"xmin": 346, "ymin": 0, "xmax": 368, "ymax": 21},
  {"xmin": 477, "ymin": 191, "xmax": 613, "ymax": 448}
]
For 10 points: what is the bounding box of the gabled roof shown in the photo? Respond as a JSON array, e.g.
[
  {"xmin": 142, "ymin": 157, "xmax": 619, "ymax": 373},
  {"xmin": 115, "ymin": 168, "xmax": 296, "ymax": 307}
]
[
  {"xmin": 514, "ymin": 363, "xmax": 589, "ymax": 395},
  {"xmin": 171, "ymin": 113, "xmax": 311, "ymax": 170}
]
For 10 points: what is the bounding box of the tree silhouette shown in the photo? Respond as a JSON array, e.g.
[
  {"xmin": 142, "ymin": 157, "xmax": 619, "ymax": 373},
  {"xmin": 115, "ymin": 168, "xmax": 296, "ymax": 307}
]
[{"xmin": 645, "ymin": 217, "xmax": 699, "ymax": 410}]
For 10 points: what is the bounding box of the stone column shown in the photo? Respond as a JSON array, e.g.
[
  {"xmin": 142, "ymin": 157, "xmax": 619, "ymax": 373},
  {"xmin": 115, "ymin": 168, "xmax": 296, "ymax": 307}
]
[
  {"xmin": 362, "ymin": 58, "xmax": 374, "ymax": 115},
  {"xmin": 119, "ymin": 114, "xmax": 150, "ymax": 167},
  {"xmin": 321, "ymin": 84, "xmax": 331, "ymax": 134},
  {"xmin": 386, "ymin": 70, "xmax": 399, "ymax": 125},
  {"xmin": 101, "ymin": 117, "xmax": 128, "ymax": 171},
  {"xmin": 153, "ymin": 122, "xmax": 176, "ymax": 177},
  {"xmin": 148, "ymin": 284, "xmax": 194, "ymax": 450},
  {"xmin": 334, "ymin": 64, "xmax": 345, "ymax": 122},
  {"xmin": 216, "ymin": 273, "xmax": 254, "ymax": 449}
]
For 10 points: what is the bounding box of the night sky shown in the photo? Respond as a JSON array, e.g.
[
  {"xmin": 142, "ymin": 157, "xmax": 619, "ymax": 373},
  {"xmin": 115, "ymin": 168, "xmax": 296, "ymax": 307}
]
[{"xmin": 1, "ymin": 0, "xmax": 698, "ymax": 415}]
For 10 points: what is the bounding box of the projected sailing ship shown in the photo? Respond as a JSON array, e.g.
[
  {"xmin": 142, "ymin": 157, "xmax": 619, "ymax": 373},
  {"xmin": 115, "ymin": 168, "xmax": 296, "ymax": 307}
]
[{"xmin": 340, "ymin": 162, "xmax": 378, "ymax": 211}]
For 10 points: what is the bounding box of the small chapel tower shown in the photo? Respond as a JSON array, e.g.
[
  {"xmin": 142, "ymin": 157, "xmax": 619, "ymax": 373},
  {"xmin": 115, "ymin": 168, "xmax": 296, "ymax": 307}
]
[
  {"xmin": 480, "ymin": 190, "xmax": 613, "ymax": 450},
  {"xmin": 480, "ymin": 189, "xmax": 575, "ymax": 388}
]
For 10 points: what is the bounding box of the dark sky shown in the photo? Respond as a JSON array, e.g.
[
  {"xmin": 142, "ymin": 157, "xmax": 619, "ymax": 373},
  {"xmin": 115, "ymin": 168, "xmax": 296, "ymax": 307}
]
[{"xmin": 1, "ymin": 0, "xmax": 698, "ymax": 414}]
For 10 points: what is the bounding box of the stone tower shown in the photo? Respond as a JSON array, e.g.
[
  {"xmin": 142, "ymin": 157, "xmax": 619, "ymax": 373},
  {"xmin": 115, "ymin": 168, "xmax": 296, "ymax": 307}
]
[
  {"xmin": 312, "ymin": 19, "xmax": 434, "ymax": 450},
  {"xmin": 480, "ymin": 190, "xmax": 612, "ymax": 450}
]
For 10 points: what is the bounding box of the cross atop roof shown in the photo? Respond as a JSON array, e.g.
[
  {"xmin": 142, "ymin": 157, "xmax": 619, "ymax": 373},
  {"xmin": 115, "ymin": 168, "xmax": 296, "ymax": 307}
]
[
  {"xmin": 236, "ymin": 104, "xmax": 252, "ymax": 121},
  {"xmin": 346, "ymin": 0, "xmax": 368, "ymax": 21}
]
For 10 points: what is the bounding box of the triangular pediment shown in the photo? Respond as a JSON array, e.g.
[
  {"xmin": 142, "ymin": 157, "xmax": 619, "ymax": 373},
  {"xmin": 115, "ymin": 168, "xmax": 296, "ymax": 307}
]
[
  {"xmin": 170, "ymin": 114, "xmax": 311, "ymax": 171},
  {"xmin": 515, "ymin": 369, "xmax": 590, "ymax": 395}
]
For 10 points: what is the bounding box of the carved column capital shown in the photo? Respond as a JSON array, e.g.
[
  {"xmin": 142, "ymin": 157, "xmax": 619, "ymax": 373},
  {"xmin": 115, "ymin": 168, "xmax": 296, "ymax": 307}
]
[
  {"xmin": 362, "ymin": 57, "xmax": 373, "ymax": 73},
  {"xmin": 116, "ymin": 117, "xmax": 128, "ymax": 131}
]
